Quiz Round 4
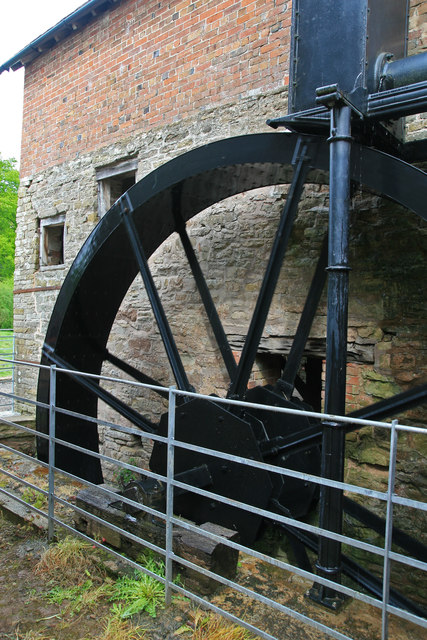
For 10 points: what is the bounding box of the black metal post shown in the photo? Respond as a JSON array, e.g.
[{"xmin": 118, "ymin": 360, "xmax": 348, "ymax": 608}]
[{"xmin": 309, "ymin": 104, "xmax": 351, "ymax": 609}]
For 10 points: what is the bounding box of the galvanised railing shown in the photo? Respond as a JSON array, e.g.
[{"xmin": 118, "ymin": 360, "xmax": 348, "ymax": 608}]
[
  {"xmin": 0, "ymin": 360, "xmax": 426, "ymax": 640},
  {"xmin": 0, "ymin": 330, "xmax": 14, "ymax": 412}
]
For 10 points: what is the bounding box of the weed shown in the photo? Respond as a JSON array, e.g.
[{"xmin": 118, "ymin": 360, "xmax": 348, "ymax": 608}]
[
  {"xmin": 113, "ymin": 458, "xmax": 140, "ymax": 489},
  {"xmin": 108, "ymin": 570, "xmax": 165, "ymax": 618},
  {"xmin": 136, "ymin": 549, "xmax": 165, "ymax": 576},
  {"xmin": 104, "ymin": 549, "xmax": 182, "ymax": 619},
  {"xmin": 45, "ymin": 578, "xmax": 113, "ymax": 616},
  {"xmin": 45, "ymin": 579, "xmax": 93, "ymax": 606},
  {"xmin": 21, "ymin": 488, "xmax": 47, "ymax": 511},
  {"xmin": 176, "ymin": 609, "xmax": 257, "ymax": 640}
]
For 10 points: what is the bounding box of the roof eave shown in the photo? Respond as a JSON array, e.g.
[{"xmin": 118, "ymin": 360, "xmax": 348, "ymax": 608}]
[{"xmin": 0, "ymin": 0, "xmax": 121, "ymax": 74}]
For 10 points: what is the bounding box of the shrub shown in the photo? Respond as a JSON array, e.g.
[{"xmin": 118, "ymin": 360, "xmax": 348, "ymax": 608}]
[{"xmin": 0, "ymin": 276, "xmax": 13, "ymax": 329}]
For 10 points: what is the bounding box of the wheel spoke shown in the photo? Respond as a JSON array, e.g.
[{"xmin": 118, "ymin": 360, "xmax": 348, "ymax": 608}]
[
  {"xmin": 103, "ymin": 348, "xmax": 170, "ymax": 400},
  {"xmin": 343, "ymin": 497, "xmax": 427, "ymax": 563},
  {"xmin": 120, "ymin": 194, "xmax": 192, "ymax": 392},
  {"xmin": 349, "ymin": 383, "xmax": 427, "ymax": 422},
  {"xmin": 43, "ymin": 346, "xmax": 157, "ymax": 433},
  {"xmin": 228, "ymin": 137, "xmax": 316, "ymax": 399},
  {"xmin": 172, "ymin": 187, "xmax": 237, "ymax": 379},
  {"xmin": 276, "ymin": 235, "xmax": 328, "ymax": 399}
]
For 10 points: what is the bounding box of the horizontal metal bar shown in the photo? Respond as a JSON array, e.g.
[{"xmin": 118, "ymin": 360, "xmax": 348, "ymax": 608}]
[
  {"xmin": 0, "ymin": 485, "xmax": 48, "ymax": 520},
  {"xmin": 388, "ymin": 551, "xmax": 427, "ymax": 573},
  {"xmin": 45, "ymin": 349, "xmax": 157, "ymax": 433},
  {"xmin": 54, "ymin": 402, "xmax": 165, "ymax": 443},
  {"xmin": 0, "ymin": 443, "xmax": 50, "ymax": 468},
  {"xmin": 0, "ymin": 390, "xmax": 47, "ymax": 411},
  {"xmin": 170, "ymin": 552, "xmax": 352, "ymax": 640},
  {"xmin": 392, "ymin": 494, "xmax": 427, "ymax": 512},
  {"xmin": 51, "ymin": 434, "xmax": 167, "ymax": 484},
  {"xmin": 170, "ymin": 516, "xmax": 383, "ymax": 611},
  {"xmin": 0, "ymin": 358, "xmax": 50, "ymax": 371},
  {"xmin": 53, "ymin": 494, "xmax": 167, "ymax": 561},
  {"xmin": 0, "ymin": 417, "xmax": 44, "ymax": 438},
  {"xmin": 46, "ymin": 359, "xmax": 169, "ymax": 395},
  {"xmin": 170, "ymin": 478, "xmax": 386, "ymax": 558},
  {"xmin": 387, "ymin": 604, "xmax": 427, "ymax": 630},
  {"xmin": 171, "ymin": 438, "xmax": 389, "ymax": 502},
  {"xmin": 49, "ymin": 515, "xmax": 166, "ymax": 585},
  {"xmin": 52, "ymin": 465, "xmax": 166, "ymax": 522},
  {"xmin": 168, "ymin": 583, "xmax": 279, "ymax": 640},
  {"xmin": 170, "ymin": 387, "xmax": 419, "ymax": 432},
  {"xmin": 0, "ymin": 467, "xmax": 49, "ymax": 497}
]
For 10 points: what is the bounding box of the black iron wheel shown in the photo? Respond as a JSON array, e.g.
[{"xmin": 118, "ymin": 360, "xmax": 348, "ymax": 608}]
[{"xmin": 37, "ymin": 132, "xmax": 426, "ymax": 474}]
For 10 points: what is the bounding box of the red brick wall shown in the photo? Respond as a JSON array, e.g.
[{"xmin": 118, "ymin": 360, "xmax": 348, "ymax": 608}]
[{"xmin": 20, "ymin": 0, "xmax": 290, "ymax": 177}]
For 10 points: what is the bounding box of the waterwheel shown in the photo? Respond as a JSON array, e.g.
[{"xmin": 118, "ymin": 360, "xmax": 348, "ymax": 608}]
[{"xmin": 36, "ymin": 131, "xmax": 427, "ymax": 614}]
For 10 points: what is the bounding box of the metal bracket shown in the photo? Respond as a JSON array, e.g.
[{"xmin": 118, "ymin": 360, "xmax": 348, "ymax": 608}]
[{"xmin": 315, "ymin": 84, "xmax": 365, "ymax": 119}]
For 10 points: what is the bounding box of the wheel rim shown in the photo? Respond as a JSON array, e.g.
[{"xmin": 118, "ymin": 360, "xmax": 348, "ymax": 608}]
[{"xmin": 36, "ymin": 131, "xmax": 427, "ymax": 485}]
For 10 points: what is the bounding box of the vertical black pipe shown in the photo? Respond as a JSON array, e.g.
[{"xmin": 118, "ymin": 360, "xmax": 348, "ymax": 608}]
[{"xmin": 311, "ymin": 105, "xmax": 352, "ymax": 607}]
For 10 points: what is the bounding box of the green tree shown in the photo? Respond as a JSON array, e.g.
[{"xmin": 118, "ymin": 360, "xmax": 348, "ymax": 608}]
[
  {"xmin": 0, "ymin": 157, "xmax": 19, "ymax": 281},
  {"xmin": 0, "ymin": 158, "xmax": 19, "ymax": 327}
]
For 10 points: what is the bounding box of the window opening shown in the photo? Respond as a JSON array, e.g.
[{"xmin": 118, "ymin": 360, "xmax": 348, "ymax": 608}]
[
  {"xmin": 96, "ymin": 159, "xmax": 137, "ymax": 217},
  {"xmin": 40, "ymin": 215, "xmax": 65, "ymax": 267}
]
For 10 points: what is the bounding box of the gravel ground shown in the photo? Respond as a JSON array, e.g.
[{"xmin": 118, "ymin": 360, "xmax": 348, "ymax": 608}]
[{"xmin": 0, "ymin": 378, "xmax": 13, "ymax": 413}]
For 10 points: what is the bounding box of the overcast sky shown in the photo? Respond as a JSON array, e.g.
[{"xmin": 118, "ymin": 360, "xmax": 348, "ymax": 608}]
[{"xmin": 0, "ymin": 1, "xmax": 87, "ymax": 166}]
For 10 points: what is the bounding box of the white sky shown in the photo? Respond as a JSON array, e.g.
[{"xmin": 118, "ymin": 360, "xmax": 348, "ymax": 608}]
[{"xmin": 0, "ymin": 1, "xmax": 87, "ymax": 166}]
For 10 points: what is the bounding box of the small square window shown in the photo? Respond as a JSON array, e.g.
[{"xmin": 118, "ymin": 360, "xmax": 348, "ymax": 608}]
[
  {"xmin": 96, "ymin": 159, "xmax": 137, "ymax": 217},
  {"xmin": 40, "ymin": 215, "xmax": 65, "ymax": 267}
]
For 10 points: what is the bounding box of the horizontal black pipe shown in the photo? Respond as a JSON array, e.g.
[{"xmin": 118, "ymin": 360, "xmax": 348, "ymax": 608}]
[
  {"xmin": 350, "ymin": 384, "xmax": 427, "ymax": 422},
  {"xmin": 367, "ymin": 80, "xmax": 427, "ymax": 120},
  {"xmin": 383, "ymin": 52, "xmax": 427, "ymax": 90},
  {"xmin": 260, "ymin": 384, "xmax": 427, "ymax": 459}
]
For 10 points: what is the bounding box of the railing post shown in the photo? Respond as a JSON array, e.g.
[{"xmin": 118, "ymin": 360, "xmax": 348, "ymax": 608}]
[
  {"xmin": 165, "ymin": 385, "xmax": 176, "ymax": 605},
  {"xmin": 48, "ymin": 364, "xmax": 57, "ymax": 541},
  {"xmin": 382, "ymin": 419, "xmax": 398, "ymax": 640}
]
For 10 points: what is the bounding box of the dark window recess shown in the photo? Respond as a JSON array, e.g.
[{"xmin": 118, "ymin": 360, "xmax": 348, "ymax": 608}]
[
  {"xmin": 96, "ymin": 160, "xmax": 138, "ymax": 217},
  {"xmin": 109, "ymin": 174, "xmax": 135, "ymax": 204},
  {"xmin": 253, "ymin": 352, "xmax": 284, "ymax": 388},
  {"xmin": 42, "ymin": 224, "xmax": 64, "ymax": 266}
]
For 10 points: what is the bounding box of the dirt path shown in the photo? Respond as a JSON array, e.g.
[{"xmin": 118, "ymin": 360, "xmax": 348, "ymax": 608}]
[
  {"xmin": 1, "ymin": 509, "xmax": 425, "ymax": 640},
  {"xmin": 0, "ymin": 513, "xmax": 195, "ymax": 640}
]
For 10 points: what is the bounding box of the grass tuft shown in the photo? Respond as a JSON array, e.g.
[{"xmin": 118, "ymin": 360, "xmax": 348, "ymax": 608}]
[
  {"xmin": 98, "ymin": 616, "xmax": 146, "ymax": 640},
  {"xmin": 35, "ymin": 535, "xmax": 106, "ymax": 586},
  {"xmin": 176, "ymin": 609, "xmax": 257, "ymax": 640}
]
